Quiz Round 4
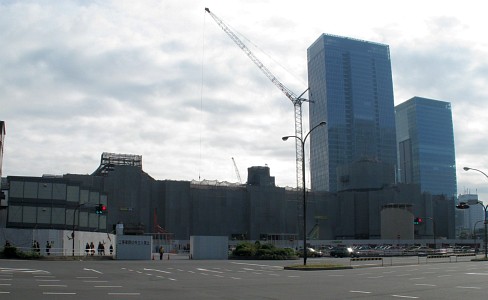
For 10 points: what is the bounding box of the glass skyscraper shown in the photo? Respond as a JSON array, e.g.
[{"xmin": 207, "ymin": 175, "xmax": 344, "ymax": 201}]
[
  {"xmin": 395, "ymin": 97, "xmax": 457, "ymax": 197},
  {"xmin": 307, "ymin": 34, "xmax": 397, "ymax": 192}
]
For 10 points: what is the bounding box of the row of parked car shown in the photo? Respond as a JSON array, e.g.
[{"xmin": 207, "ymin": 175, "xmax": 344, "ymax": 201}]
[{"xmin": 301, "ymin": 245, "xmax": 476, "ymax": 258}]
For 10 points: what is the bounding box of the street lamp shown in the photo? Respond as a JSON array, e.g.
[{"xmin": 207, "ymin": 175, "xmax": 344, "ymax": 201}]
[
  {"xmin": 425, "ymin": 217, "xmax": 436, "ymax": 250},
  {"xmin": 72, "ymin": 203, "xmax": 85, "ymax": 257},
  {"xmin": 456, "ymin": 200, "xmax": 488, "ymax": 259},
  {"xmin": 461, "ymin": 166, "xmax": 488, "ymax": 259},
  {"xmin": 72, "ymin": 202, "xmax": 101, "ymax": 256},
  {"xmin": 282, "ymin": 121, "xmax": 326, "ymax": 265},
  {"xmin": 473, "ymin": 220, "xmax": 484, "ymax": 253}
]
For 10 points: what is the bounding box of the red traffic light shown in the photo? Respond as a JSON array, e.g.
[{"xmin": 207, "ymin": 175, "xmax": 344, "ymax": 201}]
[{"xmin": 96, "ymin": 204, "xmax": 107, "ymax": 214}]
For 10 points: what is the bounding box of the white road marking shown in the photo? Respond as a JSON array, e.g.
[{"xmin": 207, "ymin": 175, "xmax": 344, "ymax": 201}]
[
  {"xmin": 83, "ymin": 268, "xmax": 103, "ymax": 274},
  {"xmin": 230, "ymin": 262, "xmax": 282, "ymax": 269},
  {"xmin": 415, "ymin": 283, "xmax": 436, "ymax": 287},
  {"xmin": 0, "ymin": 267, "xmax": 49, "ymax": 274},
  {"xmin": 391, "ymin": 295, "xmax": 418, "ymax": 298},
  {"xmin": 197, "ymin": 268, "xmax": 224, "ymax": 274},
  {"xmin": 36, "ymin": 279, "xmax": 60, "ymax": 282},
  {"xmin": 143, "ymin": 268, "xmax": 172, "ymax": 274},
  {"xmin": 108, "ymin": 293, "xmax": 140, "ymax": 295},
  {"xmin": 466, "ymin": 272, "xmax": 488, "ymax": 275},
  {"xmin": 350, "ymin": 290, "xmax": 371, "ymax": 294},
  {"xmin": 456, "ymin": 286, "xmax": 481, "ymax": 289},
  {"xmin": 43, "ymin": 292, "xmax": 76, "ymax": 295},
  {"xmin": 39, "ymin": 284, "xmax": 68, "ymax": 287},
  {"xmin": 95, "ymin": 285, "xmax": 123, "ymax": 288}
]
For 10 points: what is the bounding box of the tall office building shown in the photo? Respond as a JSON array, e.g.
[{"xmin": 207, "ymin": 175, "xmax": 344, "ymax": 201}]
[
  {"xmin": 307, "ymin": 34, "xmax": 397, "ymax": 192},
  {"xmin": 395, "ymin": 97, "xmax": 457, "ymax": 196}
]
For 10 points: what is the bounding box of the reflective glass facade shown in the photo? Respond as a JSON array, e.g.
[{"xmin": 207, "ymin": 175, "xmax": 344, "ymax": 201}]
[
  {"xmin": 307, "ymin": 34, "xmax": 397, "ymax": 192},
  {"xmin": 395, "ymin": 97, "xmax": 457, "ymax": 197}
]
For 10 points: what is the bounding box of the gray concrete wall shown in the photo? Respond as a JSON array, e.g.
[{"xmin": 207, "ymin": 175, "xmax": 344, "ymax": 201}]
[
  {"xmin": 115, "ymin": 234, "xmax": 152, "ymax": 260},
  {"xmin": 190, "ymin": 236, "xmax": 228, "ymax": 260}
]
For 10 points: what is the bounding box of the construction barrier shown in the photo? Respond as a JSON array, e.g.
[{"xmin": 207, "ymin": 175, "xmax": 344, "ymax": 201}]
[
  {"xmin": 427, "ymin": 253, "xmax": 476, "ymax": 263},
  {"xmin": 350, "ymin": 257, "xmax": 383, "ymax": 266},
  {"xmin": 426, "ymin": 255, "xmax": 449, "ymax": 259}
]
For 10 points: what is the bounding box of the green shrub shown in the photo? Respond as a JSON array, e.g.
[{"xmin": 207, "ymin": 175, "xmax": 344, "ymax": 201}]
[
  {"xmin": 231, "ymin": 242, "xmax": 298, "ymax": 260},
  {"xmin": 1, "ymin": 246, "xmax": 41, "ymax": 259},
  {"xmin": 2, "ymin": 246, "xmax": 17, "ymax": 258}
]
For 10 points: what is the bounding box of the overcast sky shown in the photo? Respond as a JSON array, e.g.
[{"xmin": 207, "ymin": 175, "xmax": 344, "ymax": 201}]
[{"xmin": 2, "ymin": 0, "xmax": 488, "ymax": 200}]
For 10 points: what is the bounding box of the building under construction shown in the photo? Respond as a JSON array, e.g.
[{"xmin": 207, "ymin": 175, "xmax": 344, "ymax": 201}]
[{"xmin": 1, "ymin": 152, "xmax": 456, "ymax": 250}]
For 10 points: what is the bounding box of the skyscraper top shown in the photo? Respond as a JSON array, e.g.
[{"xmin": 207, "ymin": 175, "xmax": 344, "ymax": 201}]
[{"xmin": 307, "ymin": 34, "xmax": 396, "ymax": 192}]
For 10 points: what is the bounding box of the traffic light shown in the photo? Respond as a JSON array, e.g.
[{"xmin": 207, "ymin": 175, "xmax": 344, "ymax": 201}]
[
  {"xmin": 414, "ymin": 217, "xmax": 422, "ymax": 225},
  {"xmin": 96, "ymin": 204, "xmax": 107, "ymax": 214}
]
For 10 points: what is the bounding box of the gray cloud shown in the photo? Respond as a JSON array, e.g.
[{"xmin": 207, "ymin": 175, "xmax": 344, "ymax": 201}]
[{"xmin": 1, "ymin": 0, "xmax": 487, "ymax": 197}]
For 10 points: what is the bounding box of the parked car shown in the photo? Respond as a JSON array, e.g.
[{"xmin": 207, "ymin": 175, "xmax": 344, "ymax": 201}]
[
  {"xmin": 297, "ymin": 247, "xmax": 324, "ymax": 257},
  {"xmin": 329, "ymin": 246, "xmax": 354, "ymax": 258},
  {"xmin": 350, "ymin": 245, "xmax": 382, "ymax": 257},
  {"xmin": 405, "ymin": 246, "xmax": 433, "ymax": 256}
]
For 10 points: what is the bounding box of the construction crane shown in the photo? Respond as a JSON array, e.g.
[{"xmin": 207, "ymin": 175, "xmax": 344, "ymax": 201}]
[
  {"xmin": 205, "ymin": 8, "xmax": 309, "ymax": 191},
  {"xmin": 232, "ymin": 157, "xmax": 243, "ymax": 184}
]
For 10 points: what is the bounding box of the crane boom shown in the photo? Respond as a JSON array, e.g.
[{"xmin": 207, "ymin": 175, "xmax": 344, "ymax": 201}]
[
  {"xmin": 205, "ymin": 7, "xmax": 307, "ymax": 190},
  {"xmin": 232, "ymin": 157, "xmax": 243, "ymax": 184}
]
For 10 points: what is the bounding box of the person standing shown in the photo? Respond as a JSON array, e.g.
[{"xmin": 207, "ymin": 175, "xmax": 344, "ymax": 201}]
[
  {"xmin": 159, "ymin": 246, "xmax": 164, "ymax": 260},
  {"xmin": 45, "ymin": 241, "xmax": 51, "ymax": 255}
]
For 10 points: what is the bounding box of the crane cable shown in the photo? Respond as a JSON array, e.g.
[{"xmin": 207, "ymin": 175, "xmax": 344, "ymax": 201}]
[{"xmin": 199, "ymin": 9, "xmax": 207, "ymax": 182}]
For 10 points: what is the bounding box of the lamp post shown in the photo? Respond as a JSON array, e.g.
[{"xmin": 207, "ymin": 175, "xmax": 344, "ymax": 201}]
[
  {"xmin": 456, "ymin": 200, "xmax": 488, "ymax": 259},
  {"xmin": 72, "ymin": 203, "xmax": 84, "ymax": 257},
  {"xmin": 426, "ymin": 217, "xmax": 436, "ymax": 250},
  {"xmin": 282, "ymin": 121, "xmax": 326, "ymax": 265},
  {"xmin": 462, "ymin": 166, "xmax": 488, "ymax": 259},
  {"xmin": 473, "ymin": 220, "xmax": 484, "ymax": 253}
]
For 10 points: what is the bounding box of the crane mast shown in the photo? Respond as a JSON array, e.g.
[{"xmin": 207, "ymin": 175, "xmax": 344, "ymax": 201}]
[{"xmin": 205, "ymin": 7, "xmax": 307, "ymax": 191}]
